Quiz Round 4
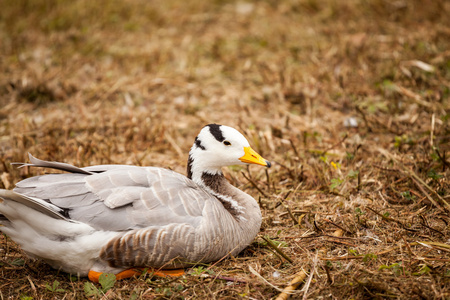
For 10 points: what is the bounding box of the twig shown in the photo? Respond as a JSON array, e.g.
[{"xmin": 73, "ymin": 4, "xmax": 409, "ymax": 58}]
[
  {"xmin": 396, "ymin": 85, "xmax": 433, "ymax": 108},
  {"xmin": 26, "ymin": 276, "xmax": 36, "ymax": 294},
  {"xmin": 318, "ymin": 234, "xmax": 359, "ymax": 240},
  {"xmin": 372, "ymin": 164, "xmax": 398, "ymax": 172},
  {"xmin": 323, "ymin": 264, "xmax": 333, "ymax": 284},
  {"xmin": 320, "ymin": 255, "xmax": 367, "ymax": 261},
  {"xmin": 417, "ymin": 258, "xmax": 450, "ymax": 262},
  {"xmin": 260, "ymin": 236, "xmax": 293, "ymax": 264},
  {"xmin": 366, "ymin": 206, "xmax": 417, "ymax": 232},
  {"xmin": 320, "ymin": 229, "xmax": 343, "ymax": 256},
  {"xmin": 418, "ymin": 241, "xmax": 450, "ymax": 250},
  {"xmin": 401, "ymin": 235, "xmax": 414, "ymax": 260},
  {"xmin": 277, "ymin": 191, "xmax": 299, "ymax": 225},
  {"xmin": 248, "ymin": 266, "xmax": 295, "ymax": 293},
  {"xmin": 419, "ymin": 215, "xmax": 445, "ymax": 237},
  {"xmin": 352, "ymin": 277, "xmax": 397, "ymax": 297},
  {"xmin": 411, "ymin": 177, "xmax": 446, "ymax": 211},
  {"xmin": 285, "ymin": 204, "xmax": 298, "ymax": 226},
  {"xmin": 430, "ymin": 113, "xmax": 435, "ymax": 147},
  {"xmin": 320, "ymin": 133, "xmax": 348, "ymax": 156},
  {"xmin": 321, "ymin": 237, "xmax": 356, "ymax": 247},
  {"xmin": 199, "ymin": 274, "xmax": 248, "ymax": 284},
  {"xmin": 301, "ymin": 254, "xmax": 318, "ymax": 300},
  {"xmin": 207, "ymin": 244, "xmax": 242, "ymax": 270},
  {"xmin": 241, "ymin": 172, "xmax": 269, "ymax": 198},
  {"xmin": 278, "ymin": 210, "xmax": 334, "ymax": 217},
  {"xmin": 322, "ymin": 219, "xmax": 351, "ymax": 234},
  {"xmin": 313, "ymin": 218, "xmax": 323, "ymax": 233},
  {"xmin": 278, "ymin": 210, "xmax": 311, "ymax": 217},
  {"xmin": 357, "ymin": 168, "xmax": 361, "ymax": 192},
  {"xmin": 289, "ymin": 139, "xmax": 300, "ymax": 158},
  {"xmin": 274, "ymin": 160, "xmax": 296, "ymax": 180},
  {"xmin": 275, "ymin": 270, "xmax": 308, "ymax": 300},
  {"xmin": 355, "ymin": 106, "xmax": 372, "ymax": 132},
  {"xmin": 433, "ymin": 148, "xmax": 449, "ymax": 171}
]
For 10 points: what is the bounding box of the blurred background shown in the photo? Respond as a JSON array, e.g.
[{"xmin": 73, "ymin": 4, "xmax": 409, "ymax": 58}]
[
  {"xmin": 0, "ymin": 0, "xmax": 449, "ymax": 298},
  {"xmin": 1, "ymin": 0, "xmax": 447, "ymax": 167}
]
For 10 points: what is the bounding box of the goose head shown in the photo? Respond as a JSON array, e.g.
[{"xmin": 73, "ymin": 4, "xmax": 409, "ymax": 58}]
[{"xmin": 187, "ymin": 124, "xmax": 271, "ymax": 183}]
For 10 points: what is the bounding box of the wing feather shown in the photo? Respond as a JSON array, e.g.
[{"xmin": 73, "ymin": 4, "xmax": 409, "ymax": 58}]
[
  {"xmin": 14, "ymin": 163, "xmax": 211, "ymax": 231},
  {"xmin": 102, "ymin": 187, "xmax": 148, "ymax": 209},
  {"xmin": 50, "ymin": 193, "xmax": 98, "ymax": 208}
]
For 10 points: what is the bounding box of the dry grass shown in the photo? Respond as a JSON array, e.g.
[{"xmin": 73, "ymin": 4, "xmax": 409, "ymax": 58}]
[{"xmin": 1, "ymin": 0, "xmax": 449, "ymax": 299}]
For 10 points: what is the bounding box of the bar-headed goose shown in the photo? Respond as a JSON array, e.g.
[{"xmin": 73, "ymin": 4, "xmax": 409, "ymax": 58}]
[{"xmin": 0, "ymin": 124, "xmax": 270, "ymax": 281}]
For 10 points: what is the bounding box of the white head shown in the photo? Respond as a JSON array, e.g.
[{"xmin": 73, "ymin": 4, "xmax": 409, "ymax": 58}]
[{"xmin": 187, "ymin": 124, "xmax": 270, "ymax": 182}]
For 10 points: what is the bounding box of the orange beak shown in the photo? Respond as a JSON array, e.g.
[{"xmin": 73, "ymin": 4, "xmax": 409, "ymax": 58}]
[{"xmin": 239, "ymin": 147, "xmax": 271, "ymax": 167}]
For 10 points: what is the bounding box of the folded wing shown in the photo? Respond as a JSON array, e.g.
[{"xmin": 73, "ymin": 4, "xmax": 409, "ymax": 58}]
[{"xmin": 14, "ymin": 156, "xmax": 210, "ymax": 231}]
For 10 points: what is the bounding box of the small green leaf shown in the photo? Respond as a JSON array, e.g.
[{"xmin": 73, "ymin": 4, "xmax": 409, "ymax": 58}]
[
  {"xmin": 400, "ymin": 191, "xmax": 416, "ymax": 201},
  {"xmin": 99, "ymin": 273, "xmax": 116, "ymax": 292},
  {"xmin": 354, "ymin": 207, "xmax": 364, "ymax": 216},
  {"xmin": 379, "ymin": 262, "xmax": 403, "ymax": 275},
  {"xmin": 84, "ymin": 282, "xmax": 99, "ymax": 297},
  {"xmin": 348, "ymin": 248, "xmax": 358, "ymax": 256},
  {"xmin": 130, "ymin": 291, "xmax": 139, "ymax": 300},
  {"xmin": 263, "ymin": 235, "xmax": 289, "ymax": 248},
  {"xmin": 381, "ymin": 79, "xmax": 397, "ymax": 92},
  {"xmin": 329, "ymin": 178, "xmax": 343, "ymax": 190},
  {"xmin": 394, "ymin": 136, "xmax": 402, "ymax": 148},
  {"xmin": 413, "ymin": 264, "xmax": 431, "ymax": 276},
  {"xmin": 430, "ymin": 152, "xmax": 440, "ymax": 161},
  {"xmin": 427, "ymin": 169, "xmax": 443, "ymax": 180},
  {"xmin": 46, "ymin": 280, "xmax": 65, "ymax": 293},
  {"xmin": 164, "ymin": 288, "xmax": 173, "ymax": 297},
  {"xmin": 363, "ymin": 253, "xmax": 377, "ymax": 262},
  {"xmin": 190, "ymin": 266, "xmax": 214, "ymax": 276},
  {"xmin": 10, "ymin": 258, "xmax": 25, "ymax": 266},
  {"xmin": 379, "ymin": 263, "xmax": 399, "ymax": 270},
  {"xmin": 174, "ymin": 284, "xmax": 184, "ymax": 292},
  {"xmin": 346, "ymin": 152, "xmax": 355, "ymax": 160},
  {"xmin": 347, "ymin": 170, "xmax": 359, "ymax": 179}
]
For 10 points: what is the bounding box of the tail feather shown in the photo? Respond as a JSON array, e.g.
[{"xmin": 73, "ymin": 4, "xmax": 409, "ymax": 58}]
[
  {"xmin": 13, "ymin": 153, "xmax": 94, "ymax": 175},
  {"xmin": 0, "ymin": 190, "xmax": 67, "ymax": 220},
  {"xmin": 0, "ymin": 213, "xmax": 8, "ymax": 222}
]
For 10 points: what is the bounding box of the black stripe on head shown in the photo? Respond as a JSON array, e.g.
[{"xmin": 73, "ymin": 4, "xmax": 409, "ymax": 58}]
[
  {"xmin": 195, "ymin": 136, "xmax": 206, "ymax": 150},
  {"xmin": 207, "ymin": 124, "xmax": 225, "ymax": 142}
]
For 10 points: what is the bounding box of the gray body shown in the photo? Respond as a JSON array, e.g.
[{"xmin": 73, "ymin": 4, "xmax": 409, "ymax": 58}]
[{"xmin": 0, "ymin": 155, "xmax": 262, "ymax": 275}]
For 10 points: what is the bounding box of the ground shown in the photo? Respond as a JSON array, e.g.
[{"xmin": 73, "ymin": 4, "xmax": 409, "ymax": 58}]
[{"xmin": 0, "ymin": 0, "xmax": 449, "ymax": 299}]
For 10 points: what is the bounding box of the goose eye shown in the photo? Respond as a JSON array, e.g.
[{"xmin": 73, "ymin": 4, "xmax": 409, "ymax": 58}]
[{"xmin": 223, "ymin": 140, "xmax": 231, "ymax": 146}]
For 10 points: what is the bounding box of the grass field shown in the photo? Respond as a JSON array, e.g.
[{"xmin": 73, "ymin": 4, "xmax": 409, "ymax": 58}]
[{"xmin": 1, "ymin": 0, "xmax": 449, "ymax": 299}]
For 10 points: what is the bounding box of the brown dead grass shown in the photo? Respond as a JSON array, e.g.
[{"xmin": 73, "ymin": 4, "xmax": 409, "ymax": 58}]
[{"xmin": 1, "ymin": 0, "xmax": 449, "ymax": 299}]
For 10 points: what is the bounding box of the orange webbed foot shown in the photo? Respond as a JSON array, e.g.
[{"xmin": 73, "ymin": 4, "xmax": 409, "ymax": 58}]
[
  {"xmin": 152, "ymin": 269, "xmax": 185, "ymax": 277},
  {"xmin": 88, "ymin": 268, "xmax": 185, "ymax": 283}
]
